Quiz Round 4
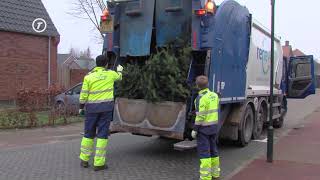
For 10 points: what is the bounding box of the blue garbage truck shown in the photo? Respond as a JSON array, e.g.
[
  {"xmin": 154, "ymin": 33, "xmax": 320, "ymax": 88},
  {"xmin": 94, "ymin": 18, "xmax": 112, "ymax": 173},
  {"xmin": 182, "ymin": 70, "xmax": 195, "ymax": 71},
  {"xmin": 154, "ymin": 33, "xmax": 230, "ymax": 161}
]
[{"xmin": 100, "ymin": 0, "xmax": 316, "ymax": 146}]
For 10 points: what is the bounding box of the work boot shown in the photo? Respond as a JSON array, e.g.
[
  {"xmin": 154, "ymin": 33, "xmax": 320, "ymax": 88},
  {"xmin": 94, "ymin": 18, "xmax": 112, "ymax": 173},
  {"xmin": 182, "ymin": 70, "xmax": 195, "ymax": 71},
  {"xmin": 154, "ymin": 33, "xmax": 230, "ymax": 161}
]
[
  {"xmin": 94, "ymin": 165, "xmax": 108, "ymax": 171},
  {"xmin": 80, "ymin": 160, "xmax": 89, "ymax": 168}
]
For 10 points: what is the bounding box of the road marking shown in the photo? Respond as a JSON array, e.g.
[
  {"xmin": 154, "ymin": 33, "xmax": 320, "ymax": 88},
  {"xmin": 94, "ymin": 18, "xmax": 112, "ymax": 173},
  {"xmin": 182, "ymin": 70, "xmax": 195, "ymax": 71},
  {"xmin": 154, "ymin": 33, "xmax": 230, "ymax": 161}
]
[
  {"xmin": 47, "ymin": 134, "xmax": 81, "ymax": 138},
  {"xmin": 253, "ymin": 138, "xmax": 268, "ymax": 143}
]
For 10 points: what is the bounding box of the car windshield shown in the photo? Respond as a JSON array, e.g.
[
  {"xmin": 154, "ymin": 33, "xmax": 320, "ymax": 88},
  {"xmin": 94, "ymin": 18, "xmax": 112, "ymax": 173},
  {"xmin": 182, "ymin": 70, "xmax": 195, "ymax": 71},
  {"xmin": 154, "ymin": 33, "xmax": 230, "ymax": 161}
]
[{"xmin": 72, "ymin": 85, "xmax": 82, "ymax": 95}]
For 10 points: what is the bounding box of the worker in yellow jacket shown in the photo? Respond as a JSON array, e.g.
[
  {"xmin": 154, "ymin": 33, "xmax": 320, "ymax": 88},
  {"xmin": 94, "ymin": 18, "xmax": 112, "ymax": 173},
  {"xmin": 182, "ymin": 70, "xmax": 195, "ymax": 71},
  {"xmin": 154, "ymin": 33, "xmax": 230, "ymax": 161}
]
[
  {"xmin": 79, "ymin": 55, "xmax": 123, "ymax": 171},
  {"xmin": 192, "ymin": 75, "xmax": 220, "ymax": 180}
]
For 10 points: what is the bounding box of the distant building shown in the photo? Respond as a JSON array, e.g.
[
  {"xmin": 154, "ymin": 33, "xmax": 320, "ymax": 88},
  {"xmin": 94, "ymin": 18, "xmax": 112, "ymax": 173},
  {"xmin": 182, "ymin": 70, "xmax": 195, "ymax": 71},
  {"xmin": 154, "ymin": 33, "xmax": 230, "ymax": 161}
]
[
  {"xmin": 282, "ymin": 41, "xmax": 293, "ymax": 59},
  {"xmin": 282, "ymin": 41, "xmax": 307, "ymax": 58},
  {"xmin": 57, "ymin": 54, "xmax": 95, "ymax": 89},
  {"xmin": 282, "ymin": 41, "xmax": 319, "ymax": 88},
  {"xmin": 0, "ymin": 0, "xmax": 60, "ymax": 101},
  {"xmin": 292, "ymin": 49, "xmax": 306, "ymax": 57}
]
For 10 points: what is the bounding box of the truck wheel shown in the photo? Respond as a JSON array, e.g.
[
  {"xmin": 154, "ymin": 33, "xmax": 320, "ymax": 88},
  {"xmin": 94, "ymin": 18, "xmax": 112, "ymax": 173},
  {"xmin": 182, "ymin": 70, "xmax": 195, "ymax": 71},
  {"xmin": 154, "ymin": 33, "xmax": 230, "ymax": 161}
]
[
  {"xmin": 238, "ymin": 105, "xmax": 254, "ymax": 147},
  {"xmin": 274, "ymin": 97, "xmax": 287, "ymax": 129},
  {"xmin": 253, "ymin": 100, "xmax": 267, "ymax": 139},
  {"xmin": 273, "ymin": 117, "xmax": 284, "ymax": 128}
]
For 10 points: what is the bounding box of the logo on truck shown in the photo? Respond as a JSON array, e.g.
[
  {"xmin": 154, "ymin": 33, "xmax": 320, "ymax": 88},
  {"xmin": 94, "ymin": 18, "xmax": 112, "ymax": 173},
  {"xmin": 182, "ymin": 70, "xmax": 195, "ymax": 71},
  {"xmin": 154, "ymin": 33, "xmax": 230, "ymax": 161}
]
[{"xmin": 257, "ymin": 39, "xmax": 271, "ymax": 74}]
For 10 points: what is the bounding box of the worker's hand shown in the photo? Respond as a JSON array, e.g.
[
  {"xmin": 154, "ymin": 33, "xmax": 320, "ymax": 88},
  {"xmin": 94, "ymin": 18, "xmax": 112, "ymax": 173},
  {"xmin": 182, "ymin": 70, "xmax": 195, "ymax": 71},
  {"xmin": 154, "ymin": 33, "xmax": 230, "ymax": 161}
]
[
  {"xmin": 79, "ymin": 109, "xmax": 85, "ymax": 116},
  {"xmin": 117, "ymin": 65, "xmax": 123, "ymax": 72},
  {"xmin": 191, "ymin": 130, "xmax": 197, "ymax": 139}
]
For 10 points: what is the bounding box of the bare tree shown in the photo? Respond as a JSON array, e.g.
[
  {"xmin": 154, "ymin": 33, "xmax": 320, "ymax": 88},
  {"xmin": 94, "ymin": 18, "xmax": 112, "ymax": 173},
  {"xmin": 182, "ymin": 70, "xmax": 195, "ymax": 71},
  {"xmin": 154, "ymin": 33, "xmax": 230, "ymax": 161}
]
[
  {"xmin": 69, "ymin": 47, "xmax": 80, "ymax": 57},
  {"xmin": 85, "ymin": 47, "xmax": 92, "ymax": 58},
  {"xmin": 69, "ymin": 47, "xmax": 93, "ymax": 59},
  {"xmin": 69, "ymin": 0, "xmax": 107, "ymax": 39},
  {"xmin": 80, "ymin": 47, "xmax": 92, "ymax": 58}
]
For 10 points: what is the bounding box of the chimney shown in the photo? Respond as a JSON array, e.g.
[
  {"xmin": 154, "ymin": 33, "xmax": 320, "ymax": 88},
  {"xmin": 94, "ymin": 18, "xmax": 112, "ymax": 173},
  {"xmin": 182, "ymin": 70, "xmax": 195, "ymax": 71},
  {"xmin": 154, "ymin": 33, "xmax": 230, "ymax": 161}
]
[{"xmin": 285, "ymin": 41, "xmax": 290, "ymax": 46}]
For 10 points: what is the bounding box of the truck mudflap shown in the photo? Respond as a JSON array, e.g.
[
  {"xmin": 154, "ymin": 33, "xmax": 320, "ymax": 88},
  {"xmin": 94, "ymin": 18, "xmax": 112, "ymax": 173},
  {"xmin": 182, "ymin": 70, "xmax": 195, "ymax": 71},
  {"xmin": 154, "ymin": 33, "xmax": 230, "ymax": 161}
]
[{"xmin": 111, "ymin": 98, "xmax": 187, "ymax": 140}]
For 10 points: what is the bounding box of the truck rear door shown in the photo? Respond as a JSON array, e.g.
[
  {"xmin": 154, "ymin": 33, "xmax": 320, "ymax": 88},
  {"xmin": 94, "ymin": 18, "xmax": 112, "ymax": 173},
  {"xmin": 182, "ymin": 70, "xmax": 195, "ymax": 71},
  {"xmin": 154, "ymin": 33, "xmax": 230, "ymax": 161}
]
[
  {"xmin": 119, "ymin": 0, "xmax": 155, "ymax": 56},
  {"xmin": 155, "ymin": 0, "xmax": 191, "ymax": 46},
  {"xmin": 287, "ymin": 55, "xmax": 316, "ymax": 98}
]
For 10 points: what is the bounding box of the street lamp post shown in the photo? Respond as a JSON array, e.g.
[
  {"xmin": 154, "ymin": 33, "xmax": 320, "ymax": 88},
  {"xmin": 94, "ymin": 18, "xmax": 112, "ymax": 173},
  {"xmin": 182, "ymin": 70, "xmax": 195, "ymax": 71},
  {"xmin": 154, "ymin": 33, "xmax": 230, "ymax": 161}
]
[{"xmin": 267, "ymin": 0, "xmax": 275, "ymax": 163}]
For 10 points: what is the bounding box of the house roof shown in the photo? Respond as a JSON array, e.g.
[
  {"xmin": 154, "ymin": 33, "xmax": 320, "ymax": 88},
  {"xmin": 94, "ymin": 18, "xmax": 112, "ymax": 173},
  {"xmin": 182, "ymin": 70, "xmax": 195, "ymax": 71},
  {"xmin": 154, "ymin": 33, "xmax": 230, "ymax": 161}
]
[
  {"xmin": 292, "ymin": 49, "xmax": 306, "ymax": 57},
  {"xmin": 0, "ymin": 0, "xmax": 59, "ymax": 37},
  {"xmin": 76, "ymin": 57, "xmax": 96, "ymax": 70},
  {"xmin": 63, "ymin": 55, "xmax": 81, "ymax": 69},
  {"xmin": 68, "ymin": 61, "xmax": 82, "ymax": 70},
  {"xmin": 57, "ymin": 54, "xmax": 70, "ymax": 66},
  {"xmin": 58, "ymin": 54, "xmax": 95, "ymax": 70}
]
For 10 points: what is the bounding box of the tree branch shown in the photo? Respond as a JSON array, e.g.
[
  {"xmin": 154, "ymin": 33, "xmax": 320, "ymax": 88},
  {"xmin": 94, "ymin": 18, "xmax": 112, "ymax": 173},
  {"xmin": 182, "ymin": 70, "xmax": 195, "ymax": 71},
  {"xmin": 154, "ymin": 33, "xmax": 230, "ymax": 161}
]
[
  {"xmin": 70, "ymin": 0, "xmax": 105, "ymax": 41},
  {"xmin": 89, "ymin": 0, "xmax": 100, "ymax": 29},
  {"xmin": 79, "ymin": 0, "xmax": 100, "ymax": 30}
]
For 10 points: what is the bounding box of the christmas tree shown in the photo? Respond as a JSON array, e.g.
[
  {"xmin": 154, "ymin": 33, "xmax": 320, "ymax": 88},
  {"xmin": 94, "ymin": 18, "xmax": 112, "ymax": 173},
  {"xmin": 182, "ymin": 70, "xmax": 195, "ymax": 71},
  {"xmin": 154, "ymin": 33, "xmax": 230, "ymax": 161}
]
[{"xmin": 115, "ymin": 44, "xmax": 192, "ymax": 103}]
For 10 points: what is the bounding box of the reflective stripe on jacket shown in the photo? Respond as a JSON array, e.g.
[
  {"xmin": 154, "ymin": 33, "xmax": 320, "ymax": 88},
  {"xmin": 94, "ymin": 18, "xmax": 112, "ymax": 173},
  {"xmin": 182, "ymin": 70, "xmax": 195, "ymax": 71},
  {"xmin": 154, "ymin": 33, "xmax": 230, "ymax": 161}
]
[
  {"xmin": 79, "ymin": 67, "xmax": 122, "ymax": 113},
  {"xmin": 194, "ymin": 88, "xmax": 219, "ymax": 134}
]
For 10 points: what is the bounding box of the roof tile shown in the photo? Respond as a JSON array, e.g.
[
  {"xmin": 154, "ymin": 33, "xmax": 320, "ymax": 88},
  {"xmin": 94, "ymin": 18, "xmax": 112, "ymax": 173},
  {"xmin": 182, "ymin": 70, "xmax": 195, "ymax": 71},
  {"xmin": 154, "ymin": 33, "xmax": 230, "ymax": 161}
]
[{"xmin": 0, "ymin": 0, "xmax": 59, "ymax": 37}]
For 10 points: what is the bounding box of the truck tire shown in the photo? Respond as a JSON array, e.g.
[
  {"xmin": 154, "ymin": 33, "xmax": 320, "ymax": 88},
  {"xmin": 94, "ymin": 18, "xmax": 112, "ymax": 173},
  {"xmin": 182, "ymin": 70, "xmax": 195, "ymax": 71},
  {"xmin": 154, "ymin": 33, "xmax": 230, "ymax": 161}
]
[
  {"xmin": 238, "ymin": 105, "xmax": 254, "ymax": 147},
  {"xmin": 274, "ymin": 97, "xmax": 287, "ymax": 129},
  {"xmin": 253, "ymin": 99, "xmax": 267, "ymax": 139},
  {"xmin": 273, "ymin": 117, "xmax": 284, "ymax": 129}
]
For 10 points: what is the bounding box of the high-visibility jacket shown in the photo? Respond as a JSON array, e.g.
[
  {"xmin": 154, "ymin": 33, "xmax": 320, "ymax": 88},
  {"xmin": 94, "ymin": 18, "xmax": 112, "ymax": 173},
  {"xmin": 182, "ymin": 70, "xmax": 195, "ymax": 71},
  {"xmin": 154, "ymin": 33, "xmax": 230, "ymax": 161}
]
[
  {"xmin": 194, "ymin": 88, "xmax": 219, "ymax": 135},
  {"xmin": 80, "ymin": 67, "xmax": 122, "ymax": 113}
]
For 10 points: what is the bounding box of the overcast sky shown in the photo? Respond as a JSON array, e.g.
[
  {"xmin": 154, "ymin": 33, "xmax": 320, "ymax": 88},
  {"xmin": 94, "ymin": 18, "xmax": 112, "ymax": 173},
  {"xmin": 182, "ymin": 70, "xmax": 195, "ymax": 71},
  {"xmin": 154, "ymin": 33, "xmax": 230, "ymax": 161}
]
[{"xmin": 42, "ymin": 0, "xmax": 319, "ymax": 61}]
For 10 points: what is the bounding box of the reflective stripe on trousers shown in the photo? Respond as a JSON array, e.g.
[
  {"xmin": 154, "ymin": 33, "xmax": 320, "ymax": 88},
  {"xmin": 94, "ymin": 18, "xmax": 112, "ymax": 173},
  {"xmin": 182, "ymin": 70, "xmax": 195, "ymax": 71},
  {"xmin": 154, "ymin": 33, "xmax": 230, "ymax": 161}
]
[
  {"xmin": 79, "ymin": 137, "xmax": 94, "ymax": 162},
  {"xmin": 211, "ymin": 157, "xmax": 220, "ymax": 178},
  {"xmin": 94, "ymin": 138, "xmax": 108, "ymax": 167},
  {"xmin": 200, "ymin": 158, "xmax": 212, "ymax": 180}
]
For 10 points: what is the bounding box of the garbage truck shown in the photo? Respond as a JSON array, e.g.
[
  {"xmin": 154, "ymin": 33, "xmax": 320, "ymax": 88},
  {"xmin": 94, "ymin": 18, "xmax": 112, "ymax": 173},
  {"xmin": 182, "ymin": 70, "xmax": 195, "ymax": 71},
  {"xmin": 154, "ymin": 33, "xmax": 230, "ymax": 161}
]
[{"xmin": 100, "ymin": 0, "xmax": 316, "ymax": 146}]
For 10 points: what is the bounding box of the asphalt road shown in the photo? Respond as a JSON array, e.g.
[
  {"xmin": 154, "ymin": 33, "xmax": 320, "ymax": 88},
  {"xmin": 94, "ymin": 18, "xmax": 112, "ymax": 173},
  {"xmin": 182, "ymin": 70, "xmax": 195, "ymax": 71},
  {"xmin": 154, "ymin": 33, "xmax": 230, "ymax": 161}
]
[{"xmin": 0, "ymin": 91, "xmax": 319, "ymax": 180}]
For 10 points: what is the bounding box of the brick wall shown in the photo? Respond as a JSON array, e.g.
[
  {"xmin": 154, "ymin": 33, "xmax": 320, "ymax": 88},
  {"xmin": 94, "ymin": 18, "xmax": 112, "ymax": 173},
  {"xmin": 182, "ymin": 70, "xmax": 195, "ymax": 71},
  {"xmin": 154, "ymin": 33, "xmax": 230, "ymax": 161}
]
[
  {"xmin": 0, "ymin": 31, "xmax": 58, "ymax": 100},
  {"xmin": 69, "ymin": 69, "xmax": 88, "ymax": 88}
]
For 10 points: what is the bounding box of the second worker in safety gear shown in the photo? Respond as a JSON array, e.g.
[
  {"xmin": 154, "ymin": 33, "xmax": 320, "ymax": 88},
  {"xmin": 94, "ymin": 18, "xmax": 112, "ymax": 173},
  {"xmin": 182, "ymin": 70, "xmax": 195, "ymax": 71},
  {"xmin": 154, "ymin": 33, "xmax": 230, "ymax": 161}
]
[
  {"xmin": 192, "ymin": 75, "xmax": 220, "ymax": 180},
  {"xmin": 79, "ymin": 55, "xmax": 123, "ymax": 171}
]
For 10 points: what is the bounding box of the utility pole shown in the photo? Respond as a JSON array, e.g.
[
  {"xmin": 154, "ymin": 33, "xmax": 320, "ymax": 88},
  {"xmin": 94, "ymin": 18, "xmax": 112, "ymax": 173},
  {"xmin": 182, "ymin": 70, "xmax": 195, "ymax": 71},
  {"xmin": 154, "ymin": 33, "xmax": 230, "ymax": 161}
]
[{"xmin": 267, "ymin": 0, "xmax": 275, "ymax": 163}]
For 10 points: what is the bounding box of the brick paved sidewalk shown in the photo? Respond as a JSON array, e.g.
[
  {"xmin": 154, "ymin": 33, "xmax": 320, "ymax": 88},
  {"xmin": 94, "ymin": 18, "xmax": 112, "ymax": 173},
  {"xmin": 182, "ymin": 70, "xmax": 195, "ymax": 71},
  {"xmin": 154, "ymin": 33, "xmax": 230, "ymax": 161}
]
[
  {"xmin": 229, "ymin": 108, "xmax": 320, "ymax": 180},
  {"xmin": 0, "ymin": 122, "xmax": 83, "ymax": 150}
]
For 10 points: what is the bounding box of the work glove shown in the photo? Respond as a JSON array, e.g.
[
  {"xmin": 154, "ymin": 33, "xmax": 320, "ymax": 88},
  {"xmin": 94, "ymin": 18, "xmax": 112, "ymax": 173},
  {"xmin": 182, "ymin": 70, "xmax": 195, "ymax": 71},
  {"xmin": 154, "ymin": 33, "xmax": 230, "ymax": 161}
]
[
  {"xmin": 191, "ymin": 130, "xmax": 197, "ymax": 139},
  {"xmin": 79, "ymin": 109, "xmax": 85, "ymax": 116},
  {"xmin": 117, "ymin": 65, "xmax": 124, "ymax": 72}
]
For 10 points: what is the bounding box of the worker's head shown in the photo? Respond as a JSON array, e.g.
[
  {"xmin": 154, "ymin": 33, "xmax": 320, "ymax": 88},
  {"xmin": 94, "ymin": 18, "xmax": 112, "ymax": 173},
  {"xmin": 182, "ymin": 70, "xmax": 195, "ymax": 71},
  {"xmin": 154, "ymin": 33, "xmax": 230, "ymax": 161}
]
[
  {"xmin": 196, "ymin": 75, "xmax": 209, "ymax": 90},
  {"xmin": 96, "ymin": 55, "xmax": 108, "ymax": 67}
]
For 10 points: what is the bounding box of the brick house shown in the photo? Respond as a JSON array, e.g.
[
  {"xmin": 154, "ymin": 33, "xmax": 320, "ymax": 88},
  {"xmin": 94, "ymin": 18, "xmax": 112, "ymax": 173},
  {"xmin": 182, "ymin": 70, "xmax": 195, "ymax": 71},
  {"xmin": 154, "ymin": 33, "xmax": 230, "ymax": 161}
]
[
  {"xmin": 283, "ymin": 40, "xmax": 307, "ymax": 58},
  {"xmin": 57, "ymin": 54, "xmax": 95, "ymax": 89},
  {"xmin": 293, "ymin": 49, "xmax": 306, "ymax": 57},
  {"xmin": 0, "ymin": 0, "xmax": 60, "ymax": 101},
  {"xmin": 282, "ymin": 41, "xmax": 320, "ymax": 88},
  {"xmin": 282, "ymin": 41, "xmax": 294, "ymax": 58}
]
